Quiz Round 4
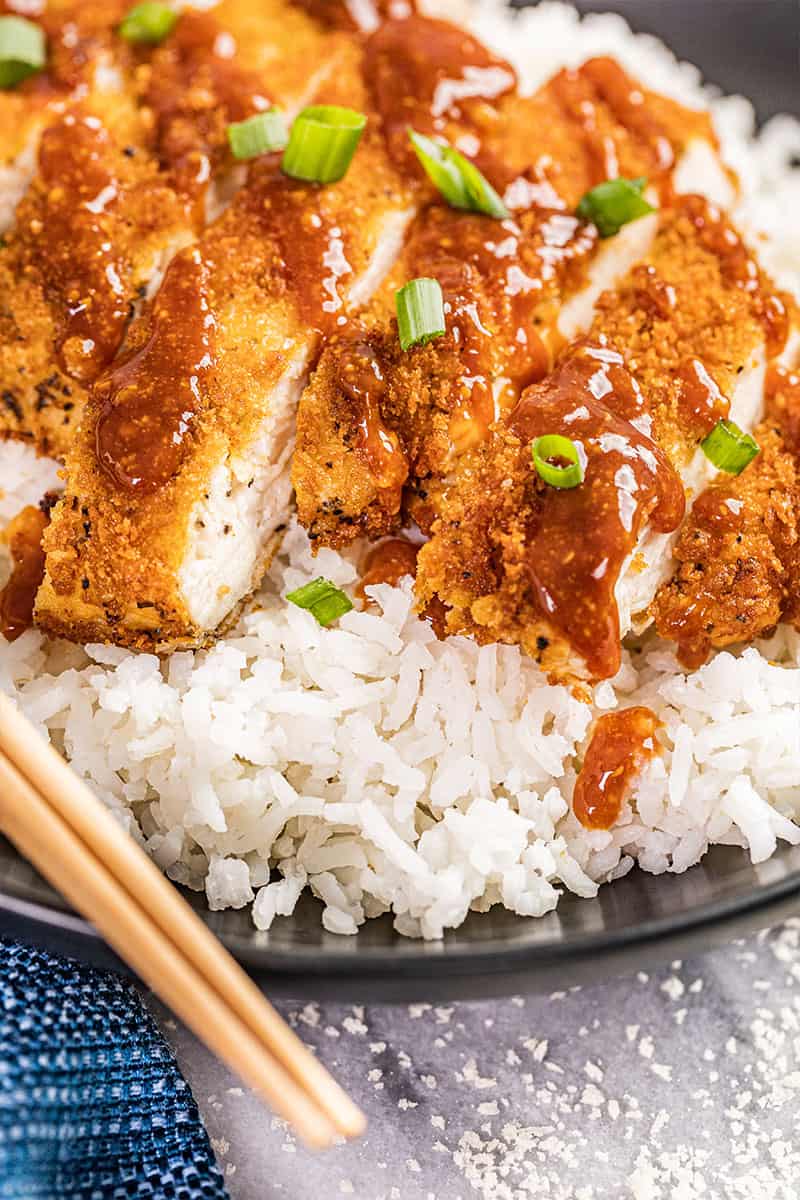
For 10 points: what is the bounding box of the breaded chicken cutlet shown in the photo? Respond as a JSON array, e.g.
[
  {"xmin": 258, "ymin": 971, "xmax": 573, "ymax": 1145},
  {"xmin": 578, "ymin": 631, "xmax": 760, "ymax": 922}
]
[
  {"xmin": 35, "ymin": 32, "xmax": 415, "ymax": 649},
  {"xmin": 652, "ymin": 363, "xmax": 800, "ymax": 667},
  {"xmin": 0, "ymin": 0, "xmax": 345, "ymax": 458},
  {"xmin": 1, "ymin": 0, "xmax": 796, "ymax": 684},
  {"xmin": 415, "ymin": 195, "xmax": 794, "ymax": 681},
  {"xmin": 293, "ymin": 47, "xmax": 734, "ymax": 549}
]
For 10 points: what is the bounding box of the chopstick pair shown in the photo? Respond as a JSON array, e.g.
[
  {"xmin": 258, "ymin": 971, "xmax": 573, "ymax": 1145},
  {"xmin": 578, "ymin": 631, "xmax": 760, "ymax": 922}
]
[{"xmin": 0, "ymin": 692, "xmax": 364, "ymax": 1149}]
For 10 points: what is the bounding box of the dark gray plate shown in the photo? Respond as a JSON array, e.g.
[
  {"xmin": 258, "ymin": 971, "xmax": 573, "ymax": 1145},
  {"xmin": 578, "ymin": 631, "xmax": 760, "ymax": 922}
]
[{"xmin": 1, "ymin": 0, "xmax": 798, "ymax": 999}]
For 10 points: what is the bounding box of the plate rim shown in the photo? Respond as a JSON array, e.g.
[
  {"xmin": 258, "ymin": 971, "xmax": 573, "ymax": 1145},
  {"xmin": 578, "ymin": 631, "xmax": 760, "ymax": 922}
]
[{"xmin": 1, "ymin": 862, "xmax": 798, "ymax": 984}]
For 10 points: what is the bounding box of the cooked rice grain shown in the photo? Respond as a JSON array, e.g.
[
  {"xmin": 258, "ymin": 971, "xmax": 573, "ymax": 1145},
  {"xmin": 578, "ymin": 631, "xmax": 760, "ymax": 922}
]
[{"xmin": 2, "ymin": 0, "xmax": 800, "ymax": 937}]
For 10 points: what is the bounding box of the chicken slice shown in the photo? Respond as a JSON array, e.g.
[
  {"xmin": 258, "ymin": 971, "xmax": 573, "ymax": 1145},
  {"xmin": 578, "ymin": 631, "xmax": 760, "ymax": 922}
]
[
  {"xmin": 0, "ymin": 0, "xmax": 131, "ymax": 233},
  {"xmin": 652, "ymin": 355, "xmax": 800, "ymax": 666},
  {"xmin": 36, "ymin": 42, "xmax": 415, "ymax": 649},
  {"xmin": 293, "ymin": 47, "xmax": 735, "ymax": 549},
  {"xmin": 416, "ymin": 196, "xmax": 792, "ymax": 682},
  {"xmin": 0, "ymin": 0, "xmax": 343, "ymax": 459}
]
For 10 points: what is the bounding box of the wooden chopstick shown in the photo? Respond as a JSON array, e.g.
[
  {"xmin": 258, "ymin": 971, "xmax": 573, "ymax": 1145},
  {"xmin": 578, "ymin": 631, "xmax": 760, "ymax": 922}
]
[{"xmin": 0, "ymin": 694, "xmax": 365, "ymax": 1147}]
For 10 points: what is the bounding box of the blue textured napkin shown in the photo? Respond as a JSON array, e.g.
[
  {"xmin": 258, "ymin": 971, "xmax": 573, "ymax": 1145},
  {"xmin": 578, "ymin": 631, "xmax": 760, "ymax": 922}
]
[{"xmin": 0, "ymin": 939, "xmax": 230, "ymax": 1200}]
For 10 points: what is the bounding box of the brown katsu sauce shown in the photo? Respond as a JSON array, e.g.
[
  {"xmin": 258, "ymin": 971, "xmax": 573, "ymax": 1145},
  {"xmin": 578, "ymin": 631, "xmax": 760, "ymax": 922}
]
[
  {"xmin": 679, "ymin": 195, "xmax": 790, "ymax": 357},
  {"xmin": 358, "ymin": 536, "xmax": 419, "ymax": 598},
  {"xmin": 573, "ymin": 706, "xmax": 661, "ymax": 829},
  {"xmin": 337, "ymin": 338, "xmax": 408, "ymax": 491},
  {"xmin": 580, "ymin": 58, "xmax": 676, "ymax": 175},
  {"xmin": 364, "ymin": 16, "xmax": 516, "ymax": 181},
  {"xmin": 30, "ymin": 112, "xmax": 128, "ymax": 383},
  {"xmin": 18, "ymin": 1, "xmax": 129, "ymax": 97},
  {"xmin": 145, "ymin": 10, "xmax": 272, "ymax": 208},
  {"xmin": 405, "ymin": 204, "xmax": 597, "ymax": 455},
  {"xmin": 631, "ymin": 264, "xmax": 676, "ymax": 321},
  {"xmin": 676, "ymin": 358, "xmax": 729, "ymax": 436},
  {"xmin": 765, "ymin": 363, "xmax": 800, "ymax": 455},
  {"xmin": 550, "ymin": 57, "xmax": 714, "ymax": 191},
  {"xmin": 241, "ymin": 157, "xmax": 356, "ymax": 335},
  {"xmin": 293, "ymin": 0, "xmax": 414, "ymax": 32},
  {"xmin": 508, "ymin": 342, "xmax": 685, "ymax": 679},
  {"xmin": 95, "ymin": 248, "xmax": 216, "ymax": 492},
  {"xmin": 655, "ymin": 486, "xmax": 747, "ymax": 670},
  {"xmin": 0, "ymin": 505, "xmax": 49, "ymax": 642}
]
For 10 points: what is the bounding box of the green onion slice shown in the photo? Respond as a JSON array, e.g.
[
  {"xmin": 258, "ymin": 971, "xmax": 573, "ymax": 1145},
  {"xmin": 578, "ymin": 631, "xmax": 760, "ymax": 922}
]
[
  {"xmin": 227, "ymin": 110, "xmax": 288, "ymax": 160},
  {"xmin": 531, "ymin": 434, "xmax": 584, "ymax": 490},
  {"xmin": 0, "ymin": 16, "xmax": 45, "ymax": 89},
  {"xmin": 396, "ymin": 278, "xmax": 446, "ymax": 352},
  {"xmin": 286, "ymin": 577, "xmax": 353, "ymax": 626},
  {"xmin": 700, "ymin": 418, "xmax": 759, "ymax": 475},
  {"xmin": 282, "ymin": 105, "xmax": 366, "ymax": 184},
  {"xmin": 576, "ymin": 176, "xmax": 655, "ymax": 238},
  {"xmin": 119, "ymin": 2, "xmax": 178, "ymax": 44},
  {"xmin": 408, "ymin": 129, "xmax": 509, "ymax": 219}
]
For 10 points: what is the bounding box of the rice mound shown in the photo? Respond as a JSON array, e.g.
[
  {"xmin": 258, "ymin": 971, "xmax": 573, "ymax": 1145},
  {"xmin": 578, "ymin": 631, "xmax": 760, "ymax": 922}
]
[{"xmin": 2, "ymin": 0, "xmax": 800, "ymax": 939}]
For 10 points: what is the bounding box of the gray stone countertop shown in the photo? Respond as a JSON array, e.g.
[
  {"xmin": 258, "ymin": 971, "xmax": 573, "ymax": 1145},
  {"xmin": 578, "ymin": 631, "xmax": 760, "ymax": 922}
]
[{"xmin": 148, "ymin": 918, "xmax": 800, "ymax": 1199}]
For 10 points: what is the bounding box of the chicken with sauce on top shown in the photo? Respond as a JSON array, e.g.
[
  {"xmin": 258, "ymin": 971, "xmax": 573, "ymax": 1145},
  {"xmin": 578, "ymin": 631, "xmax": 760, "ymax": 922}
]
[{"xmin": 1, "ymin": 0, "xmax": 799, "ymax": 838}]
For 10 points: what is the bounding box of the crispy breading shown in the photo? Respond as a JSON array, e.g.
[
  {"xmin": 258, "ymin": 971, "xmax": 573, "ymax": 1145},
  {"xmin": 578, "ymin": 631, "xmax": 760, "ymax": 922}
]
[
  {"xmin": 293, "ymin": 56, "xmax": 728, "ymax": 552},
  {"xmin": 415, "ymin": 200, "xmax": 778, "ymax": 681},
  {"xmin": 652, "ymin": 367, "xmax": 800, "ymax": 666},
  {"xmin": 36, "ymin": 38, "xmax": 414, "ymax": 649},
  {"xmin": 0, "ymin": 0, "xmax": 342, "ymax": 459}
]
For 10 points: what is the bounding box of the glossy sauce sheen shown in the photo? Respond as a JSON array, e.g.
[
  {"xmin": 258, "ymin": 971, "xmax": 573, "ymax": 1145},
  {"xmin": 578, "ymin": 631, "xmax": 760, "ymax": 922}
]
[
  {"xmin": 0, "ymin": 505, "xmax": 48, "ymax": 642},
  {"xmin": 573, "ymin": 706, "xmax": 661, "ymax": 829},
  {"xmin": 508, "ymin": 343, "xmax": 685, "ymax": 679},
  {"xmin": 95, "ymin": 249, "xmax": 216, "ymax": 492},
  {"xmin": 406, "ymin": 206, "xmax": 596, "ymax": 455},
  {"xmin": 358, "ymin": 537, "xmax": 419, "ymax": 598},
  {"xmin": 766, "ymin": 363, "xmax": 800, "ymax": 455},
  {"xmin": 294, "ymin": 0, "xmax": 414, "ymax": 31},
  {"xmin": 243, "ymin": 157, "xmax": 356, "ymax": 335},
  {"xmin": 15, "ymin": 0, "xmax": 129, "ymax": 96},
  {"xmin": 32, "ymin": 112, "xmax": 128, "ymax": 382},
  {"xmin": 676, "ymin": 358, "xmax": 729, "ymax": 436},
  {"xmin": 550, "ymin": 57, "xmax": 713, "ymax": 190},
  {"xmin": 337, "ymin": 338, "xmax": 408, "ymax": 490},
  {"xmin": 364, "ymin": 15, "xmax": 516, "ymax": 182},
  {"xmin": 145, "ymin": 10, "xmax": 272, "ymax": 207},
  {"xmin": 680, "ymin": 194, "xmax": 790, "ymax": 357}
]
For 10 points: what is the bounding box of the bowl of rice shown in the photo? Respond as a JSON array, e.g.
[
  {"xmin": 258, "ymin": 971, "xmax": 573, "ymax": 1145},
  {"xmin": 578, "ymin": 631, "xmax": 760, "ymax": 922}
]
[{"xmin": 2, "ymin": 0, "xmax": 800, "ymax": 999}]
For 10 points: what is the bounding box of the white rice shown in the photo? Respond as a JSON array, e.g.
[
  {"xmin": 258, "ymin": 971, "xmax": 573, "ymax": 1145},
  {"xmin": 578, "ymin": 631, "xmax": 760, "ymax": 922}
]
[{"xmin": 2, "ymin": 0, "xmax": 800, "ymax": 939}]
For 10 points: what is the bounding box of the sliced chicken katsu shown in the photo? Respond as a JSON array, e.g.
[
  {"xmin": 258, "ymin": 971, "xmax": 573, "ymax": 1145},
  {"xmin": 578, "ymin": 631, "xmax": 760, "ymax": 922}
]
[
  {"xmin": 0, "ymin": 0, "xmax": 131, "ymax": 232},
  {"xmin": 35, "ymin": 42, "xmax": 415, "ymax": 649},
  {"xmin": 293, "ymin": 35, "xmax": 733, "ymax": 547},
  {"xmin": 0, "ymin": 0, "xmax": 342, "ymax": 458},
  {"xmin": 652, "ymin": 361, "xmax": 800, "ymax": 667},
  {"xmin": 415, "ymin": 195, "xmax": 793, "ymax": 683}
]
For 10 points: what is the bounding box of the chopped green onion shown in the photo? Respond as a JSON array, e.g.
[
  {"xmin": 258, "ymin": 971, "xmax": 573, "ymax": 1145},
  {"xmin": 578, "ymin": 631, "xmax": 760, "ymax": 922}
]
[
  {"xmin": 396, "ymin": 278, "xmax": 446, "ymax": 352},
  {"xmin": 408, "ymin": 129, "xmax": 509, "ymax": 219},
  {"xmin": 576, "ymin": 176, "xmax": 655, "ymax": 238},
  {"xmin": 119, "ymin": 2, "xmax": 178, "ymax": 44},
  {"xmin": 700, "ymin": 418, "xmax": 759, "ymax": 475},
  {"xmin": 0, "ymin": 16, "xmax": 45, "ymax": 89},
  {"xmin": 227, "ymin": 110, "xmax": 288, "ymax": 160},
  {"xmin": 286, "ymin": 577, "xmax": 353, "ymax": 626},
  {"xmin": 282, "ymin": 105, "xmax": 366, "ymax": 184},
  {"xmin": 531, "ymin": 434, "xmax": 584, "ymax": 490}
]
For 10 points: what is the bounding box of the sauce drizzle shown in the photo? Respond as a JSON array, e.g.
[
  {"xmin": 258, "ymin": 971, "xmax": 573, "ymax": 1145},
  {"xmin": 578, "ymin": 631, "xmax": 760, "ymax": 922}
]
[
  {"xmin": 145, "ymin": 10, "xmax": 273, "ymax": 210},
  {"xmin": 508, "ymin": 342, "xmax": 685, "ymax": 679},
  {"xmin": 573, "ymin": 706, "xmax": 661, "ymax": 829},
  {"xmin": 31, "ymin": 112, "xmax": 128, "ymax": 382},
  {"xmin": 95, "ymin": 248, "xmax": 216, "ymax": 493},
  {"xmin": 357, "ymin": 537, "xmax": 419, "ymax": 599},
  {"xmin": 337, "ymin": 338, "xmax": 408, "ymax": 491},
  {"xmin": 364, "ymin": 15, "xmax": 516, "ymax": 181},
  {"xmin": 0, "ymin": 505, "xmax": 48, "ymax": 642}
]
